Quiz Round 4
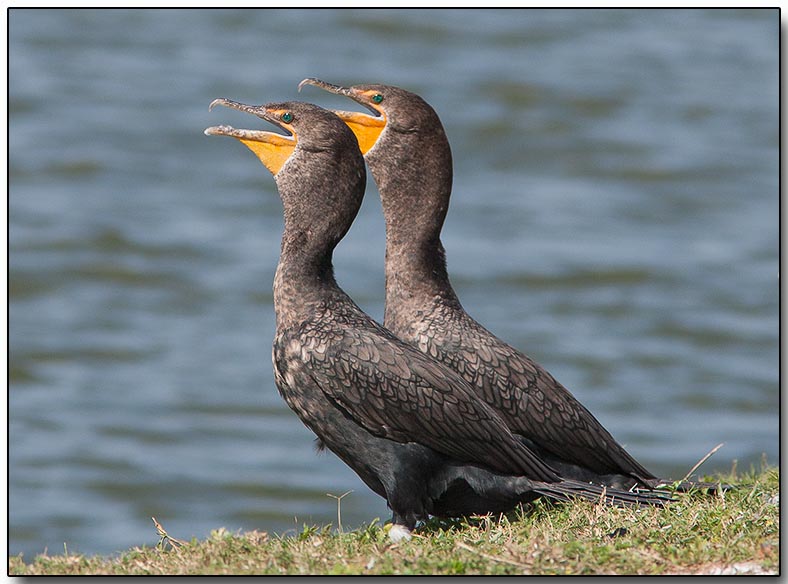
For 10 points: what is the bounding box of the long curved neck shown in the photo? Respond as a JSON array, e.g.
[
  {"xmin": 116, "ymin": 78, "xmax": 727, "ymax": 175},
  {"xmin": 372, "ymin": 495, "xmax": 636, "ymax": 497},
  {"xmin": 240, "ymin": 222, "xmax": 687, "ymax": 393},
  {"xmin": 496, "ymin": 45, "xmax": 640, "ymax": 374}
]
[
  {"xmin": 273, "ymin": 229, "xmax": 342, "ymax": 332},
  {"xmin": 272, "ymin": 149, "xmax": 363, "ymax": 332},
  {"xmin": 367, "ymin": 125, "xmax": 461, "ymax": 334}
]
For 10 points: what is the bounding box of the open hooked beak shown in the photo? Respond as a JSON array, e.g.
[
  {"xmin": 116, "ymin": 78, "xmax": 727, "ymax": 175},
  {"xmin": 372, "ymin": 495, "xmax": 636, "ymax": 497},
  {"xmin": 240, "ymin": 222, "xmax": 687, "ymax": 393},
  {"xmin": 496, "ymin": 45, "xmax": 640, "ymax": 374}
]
[
  {"xmin": 205, "ymin": 98, "xmax": 297, "ymax": 175},
  {"xmin": 298, "ymin": 78, "xmax": 386, "ymax": 155}
]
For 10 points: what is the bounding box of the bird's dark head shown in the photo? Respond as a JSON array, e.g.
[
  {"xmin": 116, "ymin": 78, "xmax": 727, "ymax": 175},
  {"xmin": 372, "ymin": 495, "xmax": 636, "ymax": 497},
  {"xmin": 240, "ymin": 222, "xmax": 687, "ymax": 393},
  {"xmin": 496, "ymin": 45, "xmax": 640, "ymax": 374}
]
[
  {"xmin": 297, "ymin": 81, "xmax": 452, "ymax": 249},
  {"xmin": 205, "ymin": 99, "xmax": 366, "ymax": 249},
  {"xmin": 298, "ymin": 79, "xmax": 443, "ymax": 155},
  {"xmin": 205, "ymin": 99, "xmax": 361, "ymax": 174}
]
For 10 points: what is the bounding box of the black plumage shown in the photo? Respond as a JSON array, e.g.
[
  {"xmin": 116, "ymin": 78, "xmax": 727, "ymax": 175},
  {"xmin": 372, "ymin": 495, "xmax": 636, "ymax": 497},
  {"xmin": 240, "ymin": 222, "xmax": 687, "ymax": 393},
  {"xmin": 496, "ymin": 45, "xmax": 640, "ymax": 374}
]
[
  {"xmin": 206, "ymin": 99, "xmax": 671, "ymax": 541},
  {"xmin": 299, "ymin": 79, "xmax": 721, "ymax": 492}
]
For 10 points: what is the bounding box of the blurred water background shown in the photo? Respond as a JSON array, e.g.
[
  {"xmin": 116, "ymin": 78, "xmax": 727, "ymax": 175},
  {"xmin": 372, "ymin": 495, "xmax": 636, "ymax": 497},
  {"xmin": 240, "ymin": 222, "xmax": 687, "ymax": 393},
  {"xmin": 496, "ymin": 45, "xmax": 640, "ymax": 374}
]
[{"xmin": 9, "ymin": 8, "xmax": 778, "ymax": 560}]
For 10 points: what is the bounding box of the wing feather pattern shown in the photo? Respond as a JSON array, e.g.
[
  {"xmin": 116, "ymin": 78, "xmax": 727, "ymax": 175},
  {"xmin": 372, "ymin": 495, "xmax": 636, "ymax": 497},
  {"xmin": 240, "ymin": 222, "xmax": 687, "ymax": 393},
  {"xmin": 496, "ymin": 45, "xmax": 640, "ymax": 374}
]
[{"xmin": 292, "ymin": 320, "xmax": 561, "ymax": 482}]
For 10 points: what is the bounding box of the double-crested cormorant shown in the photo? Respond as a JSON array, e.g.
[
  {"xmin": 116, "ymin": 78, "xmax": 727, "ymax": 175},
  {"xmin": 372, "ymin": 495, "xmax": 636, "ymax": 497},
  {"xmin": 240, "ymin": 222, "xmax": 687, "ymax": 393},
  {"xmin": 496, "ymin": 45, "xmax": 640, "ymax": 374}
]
[
  {"xmin": 299, "ymin": 79, "xmax": 719, "ymax": 492},
  {"xmin": 205, "ymin": 99, "xmax": 671, "ymax": 540}
]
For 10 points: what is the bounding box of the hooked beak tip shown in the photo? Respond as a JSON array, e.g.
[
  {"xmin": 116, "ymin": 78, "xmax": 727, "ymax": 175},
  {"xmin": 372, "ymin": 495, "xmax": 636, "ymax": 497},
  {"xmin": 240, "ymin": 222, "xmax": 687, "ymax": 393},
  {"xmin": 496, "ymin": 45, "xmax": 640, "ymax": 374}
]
[
  {"xmin": 208, "ymin": 98, "xmax": 227, "ymax": 112},
  {"xmin": 297, "ymin": 78, "xmax": 319, "ymax": 93}
]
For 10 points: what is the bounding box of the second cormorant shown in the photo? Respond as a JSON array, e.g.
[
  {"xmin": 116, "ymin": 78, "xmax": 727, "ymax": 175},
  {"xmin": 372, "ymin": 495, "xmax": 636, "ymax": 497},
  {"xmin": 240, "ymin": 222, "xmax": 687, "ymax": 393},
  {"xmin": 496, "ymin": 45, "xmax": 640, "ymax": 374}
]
[{"xmin": 299, "ymin": 78, "xmax": 721, "ymax": 492}]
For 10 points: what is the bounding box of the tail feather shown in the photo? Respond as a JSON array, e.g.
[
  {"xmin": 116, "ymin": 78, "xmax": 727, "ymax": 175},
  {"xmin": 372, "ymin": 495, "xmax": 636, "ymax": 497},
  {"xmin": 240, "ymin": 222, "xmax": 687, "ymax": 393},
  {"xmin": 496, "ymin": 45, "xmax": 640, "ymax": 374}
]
[{"xmin": 533, "ymin": 479, "xmax": 675, "ymax": 507}]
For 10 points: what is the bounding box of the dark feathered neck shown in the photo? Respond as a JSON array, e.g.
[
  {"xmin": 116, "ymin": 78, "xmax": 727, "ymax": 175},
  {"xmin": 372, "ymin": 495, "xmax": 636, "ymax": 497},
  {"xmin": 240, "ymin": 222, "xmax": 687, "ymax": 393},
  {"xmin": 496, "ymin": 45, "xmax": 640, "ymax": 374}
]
[
  {"xmin": 367, "ymin": 122, "xmax": 462, "ymax": 333},
  {"xmin": 271, "ymin": 142, "xmax": 365, "ymax": 332}
]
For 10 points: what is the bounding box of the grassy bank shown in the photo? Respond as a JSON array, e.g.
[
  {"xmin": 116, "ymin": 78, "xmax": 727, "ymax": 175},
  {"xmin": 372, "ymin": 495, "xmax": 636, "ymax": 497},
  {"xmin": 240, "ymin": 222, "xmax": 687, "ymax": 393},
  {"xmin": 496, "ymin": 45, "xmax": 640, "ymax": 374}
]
[{"xmin": 9, "ymin": 465, "xmax": 779, "ymax": 575}]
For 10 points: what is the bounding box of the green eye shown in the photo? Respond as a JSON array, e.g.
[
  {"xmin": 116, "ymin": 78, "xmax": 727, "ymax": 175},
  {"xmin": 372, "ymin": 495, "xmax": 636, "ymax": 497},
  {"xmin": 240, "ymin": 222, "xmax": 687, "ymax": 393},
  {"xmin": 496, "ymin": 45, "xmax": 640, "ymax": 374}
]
[
  {"xmin": 371, "ymin": 94, "xmax": 383, "ymax": 104},
  {"xmin": 281, "ymin": 112, "xmax": 293, "ymax": 123}
]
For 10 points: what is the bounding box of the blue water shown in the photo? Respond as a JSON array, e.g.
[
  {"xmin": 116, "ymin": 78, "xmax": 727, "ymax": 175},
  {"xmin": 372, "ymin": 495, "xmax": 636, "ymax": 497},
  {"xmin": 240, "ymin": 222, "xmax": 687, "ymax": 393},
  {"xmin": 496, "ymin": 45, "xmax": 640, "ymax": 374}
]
[{"xmin": 9, "ymin": 8, "xmax": 778, "ymax": 560}]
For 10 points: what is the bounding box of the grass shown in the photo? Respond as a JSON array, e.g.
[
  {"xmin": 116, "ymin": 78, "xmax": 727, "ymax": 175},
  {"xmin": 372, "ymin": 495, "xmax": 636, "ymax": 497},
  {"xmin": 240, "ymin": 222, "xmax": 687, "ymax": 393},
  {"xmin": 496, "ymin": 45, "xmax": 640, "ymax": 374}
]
[{"xmin": 8, "ymin": 463, "xmax": 779, "ymax": 575}]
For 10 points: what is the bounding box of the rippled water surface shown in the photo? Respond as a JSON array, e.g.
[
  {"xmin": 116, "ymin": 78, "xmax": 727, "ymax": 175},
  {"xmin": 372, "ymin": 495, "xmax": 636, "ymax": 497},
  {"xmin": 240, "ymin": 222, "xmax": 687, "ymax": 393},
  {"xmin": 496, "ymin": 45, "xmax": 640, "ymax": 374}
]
[{"xmin": 9, "ymin": 8, "xmax": 778, "ymax": 559}]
